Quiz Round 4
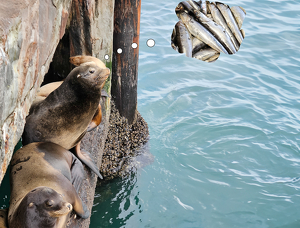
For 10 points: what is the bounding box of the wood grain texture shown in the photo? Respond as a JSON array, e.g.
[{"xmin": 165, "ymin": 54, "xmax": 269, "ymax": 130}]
[{"xmin": 111, "ymin": 0, "xmax": 141, "ymax": 125}]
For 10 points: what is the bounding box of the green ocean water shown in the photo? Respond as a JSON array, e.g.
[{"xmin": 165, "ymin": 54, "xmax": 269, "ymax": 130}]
[
  {"xmin": 91, "ymin": 0, "xmax": 300, "ymax": 227},
  {"xmin": 1, "ymin": 0, "xmax": 300, "ymax": 227}
]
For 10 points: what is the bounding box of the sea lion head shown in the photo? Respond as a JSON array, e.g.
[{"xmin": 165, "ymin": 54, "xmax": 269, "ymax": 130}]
[
  {"xmin": 15, "ymin": 187, "xmax": 72, "ymax": 228},
  {"xmin": 71, "ymin": 62, "xmax": 110, "ymax": 90}
]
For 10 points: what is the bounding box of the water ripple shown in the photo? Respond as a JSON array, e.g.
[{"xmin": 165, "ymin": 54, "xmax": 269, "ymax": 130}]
[{"xmin": 174, "ymin": 195, "xmax": 194, "ymax": 211}]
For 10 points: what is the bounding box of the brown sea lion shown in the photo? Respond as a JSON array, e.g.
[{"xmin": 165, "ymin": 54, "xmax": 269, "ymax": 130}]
[
  {"xmin": 0, "ymin": 209, "xmax": 8, "ymax": 228},
  {"xmin": 8, "ymin": 142, "xmax": 89, "ymax": 228},
  {"xmin": 70, "ymin": 55, "xmax": 107, "ymax": 69},
  {"xmin": 22, "ymin": 56, "xmax": 110, "ymax": 179}
]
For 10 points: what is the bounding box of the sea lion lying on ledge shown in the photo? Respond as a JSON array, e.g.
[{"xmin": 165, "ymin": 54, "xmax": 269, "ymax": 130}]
[
  {"xmin": 22, "ymin": 56, "xmax": 110, "ymax": 179},
  {"xmin": 8, "ymin": 142, "xmax": 89, "ymax": 228},
  {"xmin": 0, "ymin": 209, "xmax": 8, "ymax": 228}
]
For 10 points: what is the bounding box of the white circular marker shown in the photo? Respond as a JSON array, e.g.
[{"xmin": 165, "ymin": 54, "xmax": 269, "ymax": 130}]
[
  {"xmin": 132, "ymin": 43, "xmax": 138, "ymax": 49},
  {"xmin": 117, "ymin": 48, "xmax": 122, "ymax": 54},
  {"xmin": 104, "ymin": 54, "xmax": 109, "ymax": 60},
  {"xmin": 147, "ymin": 39, "xmax": 155, "ymax": 47}
]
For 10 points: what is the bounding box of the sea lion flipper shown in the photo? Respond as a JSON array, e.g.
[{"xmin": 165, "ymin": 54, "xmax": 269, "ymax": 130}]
[
  {"xmin": 37, "ymin": 81, "xmax": 63, "ymax": 97},
  {"xmin": 0, "ymin": 209, "xmax": 8, "ymax": 228},
  {"xmin": 101, "ymin": 89, "xmax": 110, "ymax": 98},
  {"xmin": 73, "ymin": 194, "xmax": 90, "ymax": 219},
  {"xmin": 74, "ymin": 143, "xmax": 103, "ymax": 179},
  {"xmin": 67, "ymin": 184, "xmax": 90, "ymax": 219},
  {"xmin": 87, "ymin": 104, "xmax": 102, "ymax": 132},
  {"xmin": 31, "ymin": 81, "xmax": 64, "ymax": 109},
  {"xmin": 80, "ymin": 201, "xmax": 90, "ymax": 219},
  {"xmin": 71, "ymin": 154, "xmax": 85, "ymax": 193}
]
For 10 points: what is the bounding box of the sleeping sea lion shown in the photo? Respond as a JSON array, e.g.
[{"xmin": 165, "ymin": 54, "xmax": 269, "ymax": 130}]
[
  {"xmin": 22, "ymin": 56, "xmax": 110, "ymax": 179},
  {"xmin": 8, "ymin": 142, "xmax": 89, "ymax": 228}
]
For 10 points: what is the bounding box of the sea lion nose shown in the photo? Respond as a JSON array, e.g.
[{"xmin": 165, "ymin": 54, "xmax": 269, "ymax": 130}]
[{"xmin": 103, "ymin": 68, "xmax": 110, "ymax": 76}]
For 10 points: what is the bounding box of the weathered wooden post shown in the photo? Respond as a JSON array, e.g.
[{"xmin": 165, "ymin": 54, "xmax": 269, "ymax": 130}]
[
  {"xmin": 112, "ymin": 0, "xmax": 141, "ymax": 125},
  {"xmin": 99, "ymin": 0, "xmax": 149, "ymax": 180}
]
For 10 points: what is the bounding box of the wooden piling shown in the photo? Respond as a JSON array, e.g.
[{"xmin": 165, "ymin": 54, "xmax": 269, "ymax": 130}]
[{"xmin": 112, "ymin": 0, "xmax": 142, "ymax": 125}]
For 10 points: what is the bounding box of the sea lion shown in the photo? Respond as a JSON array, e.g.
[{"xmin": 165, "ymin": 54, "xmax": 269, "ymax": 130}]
[
  {"xmin": 0, "ymin": 209, "xmax": 8, "ymax": 228},
  {"xmin": 8, "ymin": 142, "xmax": 89, "ymax": 228},
  {"xmin": 22, "ymin": 56, "xmax": 110, "ymax": 179},
  {"xmin": 70, "ymin": 55, "xmax": 107, "ymax": 69}
]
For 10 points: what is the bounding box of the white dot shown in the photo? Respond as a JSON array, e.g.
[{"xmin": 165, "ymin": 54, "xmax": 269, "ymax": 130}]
[
  {"xmin": 104, "ymin": 54, "xmax": 109, "ymax": 60},
  {"xmin": 147, "ymin": 39, "xmax": 155, "ymax": 47},
  {"xmin": 132, "ymin": 43, "xmax": 138, "ymax": 48},
  {"xmin": 117, "ymin": 48, "xmax": 122, "ymax": 54}
]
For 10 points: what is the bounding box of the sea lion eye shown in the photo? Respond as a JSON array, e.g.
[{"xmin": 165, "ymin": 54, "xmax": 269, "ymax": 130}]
[
  {"xmin": 46, "ymin": 200, "xmax": 54, "ymax": 207},
  {"xmin": 89, "ymin": 69, "xmax": 95, "ymax": 74},
  {"xmin": 28, "ymin": 202, "xmax": 34, "ymax": 208},
  {"xmin": 77, "ymin": 74, "xmax": 81, "ymax": 78}
]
